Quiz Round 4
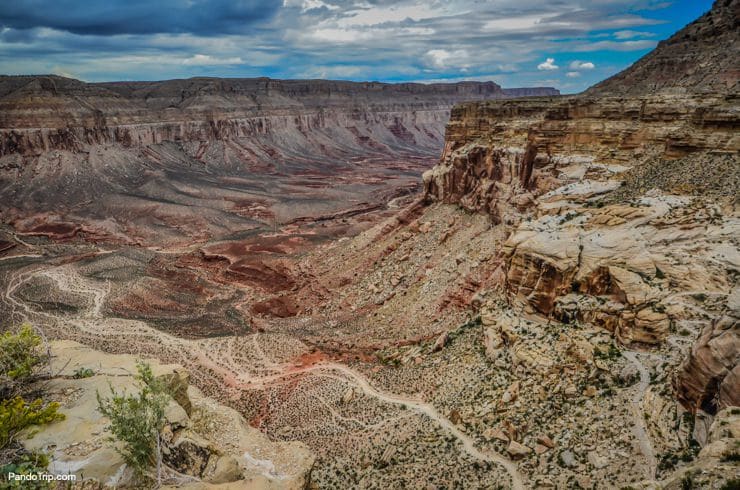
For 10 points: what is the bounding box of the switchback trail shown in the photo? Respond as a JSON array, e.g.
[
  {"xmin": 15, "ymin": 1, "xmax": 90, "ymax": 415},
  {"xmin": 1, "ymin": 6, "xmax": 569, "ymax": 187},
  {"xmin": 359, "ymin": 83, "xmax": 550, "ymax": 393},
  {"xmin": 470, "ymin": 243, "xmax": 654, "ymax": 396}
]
[
  {"xmin": 313, "ymin": 363, "xmax": 525, "ymax": 490},
  {"xmin": 4, "ymin": 263, "xmax": 525, "ymax": 489}
]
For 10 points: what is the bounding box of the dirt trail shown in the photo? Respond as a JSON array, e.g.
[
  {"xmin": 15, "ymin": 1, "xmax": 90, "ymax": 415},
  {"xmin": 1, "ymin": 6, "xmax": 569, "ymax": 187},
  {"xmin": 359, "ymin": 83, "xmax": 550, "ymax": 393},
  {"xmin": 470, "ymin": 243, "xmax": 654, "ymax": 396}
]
[
  {"xmin": 0, "ymin": 253, "xmax": 44, "ymax": 262},
  {"xmin": 5, "ymin": 263, "xmax": 525, "ymax": 489},
  {"xmin": 622, "ymin": 350, "xmax": 657, "ymax": 480},
  {"xmin": 315, "ymin": 363, "xmax": 525, "ymax": 490}
]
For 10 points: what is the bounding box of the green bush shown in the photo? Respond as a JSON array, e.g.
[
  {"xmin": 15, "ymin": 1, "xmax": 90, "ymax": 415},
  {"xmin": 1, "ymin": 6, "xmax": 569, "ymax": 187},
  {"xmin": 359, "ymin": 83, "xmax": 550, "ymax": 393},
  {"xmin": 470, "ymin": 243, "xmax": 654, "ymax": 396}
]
[
  {"xmin": 73, "ymin": 367, "xmax": 95, "ymax": 379},
  {"xmin": 0, "ymin": 325, "xmax": 62, "ymax": 452},
  {"xmin": 0, "ymin": 325, "xmax": 47, "ymax": 398},
  {"xmin": 96, "ymin": 362, "xmax": 169, "ymax": 480},
  {"xmin": 0, "ymin": 397, "xmax": 64, "ymax": 449},
  {"xmin": 720, "ymin": 479, "xmax": 740, "ymax": 490}
]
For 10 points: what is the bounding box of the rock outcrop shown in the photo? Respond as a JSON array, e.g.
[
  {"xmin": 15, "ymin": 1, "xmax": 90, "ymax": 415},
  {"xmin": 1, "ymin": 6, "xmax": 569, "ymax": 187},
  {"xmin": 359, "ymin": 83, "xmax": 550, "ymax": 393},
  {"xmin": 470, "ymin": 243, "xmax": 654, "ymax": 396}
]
[
  {"xmin": 422, "ymin": 0, "xmax": 739, "ymax": 440},
  {"xmin": 424, "ymin": 94, "xmax": 738, "ymax": 221},
  {"xmin": 20, "ymin": 341, "xmax": 314, "ymax": 489},
  {"xmin": 424, "ymin": 0, "xmax": 739, "ymax": 220},
  {"xmin": 674, "ymin": 288, "xmax": 740, "ymax": 415},
  {"xmin": 659, "ymin": 406, "xmax": 740, "ymax": 489},
  {"xmin": 423, "ymin": 0, "xmax": 739, "ymax": 348}
]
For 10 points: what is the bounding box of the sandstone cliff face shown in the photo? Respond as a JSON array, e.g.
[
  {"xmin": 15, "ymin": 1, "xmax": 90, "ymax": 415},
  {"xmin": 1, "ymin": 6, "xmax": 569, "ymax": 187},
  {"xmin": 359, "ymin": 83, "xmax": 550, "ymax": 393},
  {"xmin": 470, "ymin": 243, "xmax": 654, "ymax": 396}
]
[
  {"xmin": 423, "ymin": 0, "xmax": 739, "ymax": 410},
  {"xmin": 423, "ymin": 93, "xmax": 738, "ymax": 345},
  {"xmin": 659, "ymin": 406, "xmax": 740, "ymax": 488},
  {"xmin": 674, "ymin": 288, "xmax": 740, "ymax": 415}
]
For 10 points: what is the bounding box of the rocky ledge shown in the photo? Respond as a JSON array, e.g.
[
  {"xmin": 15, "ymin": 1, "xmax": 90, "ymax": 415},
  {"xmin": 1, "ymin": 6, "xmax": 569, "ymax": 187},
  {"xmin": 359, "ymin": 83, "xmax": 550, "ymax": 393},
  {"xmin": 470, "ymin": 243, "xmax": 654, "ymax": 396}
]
[{"xmin": 20, "ymin": 341, "xmax": 314, "ymax": 489}]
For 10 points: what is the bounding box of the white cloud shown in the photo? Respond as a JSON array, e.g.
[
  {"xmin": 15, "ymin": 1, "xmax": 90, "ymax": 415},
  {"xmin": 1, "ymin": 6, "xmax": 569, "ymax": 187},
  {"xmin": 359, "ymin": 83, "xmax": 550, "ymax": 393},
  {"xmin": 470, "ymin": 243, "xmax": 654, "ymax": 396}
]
[
  {"xmin": 309, "ymin": 26, "xmax": 433, "ymax": 43},
  {"xmin": 299, "ymin": 64, "xmax": 363, "ymax": 79},
  {"xmin": 613, "ymin": 30, "xmax": 655, "ymax": 39},
  {"xmin": 425, "ymin": 49, "xmax": 470, "ymax": 69},
  {"xmin": 484, "ymin": 15, "xmax": 546, "ymax": 32},
  {"xmin": 566, "ymin": 71, "xmax": 581, "ymax": 78},
  {"xmin": 282, "ymin": 0, "xmax": 338, "ymax": 11},
  {"xmin": 336, "ymin": 4, "xmax": 443, "ymax": 28},
  {"xmin": 537, "ymin": 58, "xmax": 558, "ymax": 70},
  {"xmin": 182, "ymin": 54, "xmax": 243, "ymax": 66},
  {"xmin": 1, "ymin": 0, "xmax": 678, "ymax": 93},
  {"xmin": 569, "ymin": 60, "xmax": 595, "ymax": 70}
]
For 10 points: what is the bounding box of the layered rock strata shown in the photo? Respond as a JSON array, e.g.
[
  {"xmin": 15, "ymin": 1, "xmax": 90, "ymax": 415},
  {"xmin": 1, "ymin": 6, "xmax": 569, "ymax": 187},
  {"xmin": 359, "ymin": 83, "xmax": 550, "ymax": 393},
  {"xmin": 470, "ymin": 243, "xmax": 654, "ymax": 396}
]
[
  {"xmin": 0, "ymin": 77, "xmax": 557, "ymax": 246},
  {"xmin": 674, "ymin": 288, "xmax": 740, "ymax": 415},
  {"xmin": 0, "ymin": 76, "xmax": 558, "ymax": 157}
]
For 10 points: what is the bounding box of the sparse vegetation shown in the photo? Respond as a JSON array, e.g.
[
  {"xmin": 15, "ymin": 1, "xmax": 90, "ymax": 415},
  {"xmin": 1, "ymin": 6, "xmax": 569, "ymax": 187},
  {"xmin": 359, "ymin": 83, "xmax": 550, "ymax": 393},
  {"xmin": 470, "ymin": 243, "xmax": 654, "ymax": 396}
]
[
  {"xmin": 0, "ymin": 397, "xmax": 64, "ymax": 449},
  {"xmin": 96, "ymin": 361, "xmax": 169, "ymax": 482},
  {"xmin": 0, "ymin": 325, "xmax": 62, "ymax": 485},
  {"xmin": 595, "ymin": 343, "xmax": 622, "ymax": 361},
  {"xmin": 0, "ymin": 450, "xmax": 51, "ymax": 489},
  {"xmin": 720, "ymin": 451, "xmax": 740, "ymax": 463},
  {"xmin": 73, "ymin": 367, "xmax": 95, "ymax": 379},
  {"xmin": 0, "ymin": 324, "xmax": 48, "ymax": 398},
  {"xmin": 720, "ymin": 479, "xmax": 740, "ymax": 490}
]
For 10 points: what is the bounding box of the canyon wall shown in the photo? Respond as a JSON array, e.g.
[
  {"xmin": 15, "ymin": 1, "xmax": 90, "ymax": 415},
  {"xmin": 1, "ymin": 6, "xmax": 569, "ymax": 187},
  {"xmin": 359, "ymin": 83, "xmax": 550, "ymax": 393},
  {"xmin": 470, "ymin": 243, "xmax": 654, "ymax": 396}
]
[
  {"xmin": 423, "ymin": 0, "xmax": 739, "ymax": 418},
  {"xmin": 0, "ymin": 76, "xmax": 558, "ymax": 157}
]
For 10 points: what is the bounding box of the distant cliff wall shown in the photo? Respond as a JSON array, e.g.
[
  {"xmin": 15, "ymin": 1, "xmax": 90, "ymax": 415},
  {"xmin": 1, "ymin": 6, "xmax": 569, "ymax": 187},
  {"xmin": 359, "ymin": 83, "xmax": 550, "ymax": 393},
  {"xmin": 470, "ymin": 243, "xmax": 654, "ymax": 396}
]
[{"xmin": 0, "ymin": 76, "xmax": 559, "ymax": 157}]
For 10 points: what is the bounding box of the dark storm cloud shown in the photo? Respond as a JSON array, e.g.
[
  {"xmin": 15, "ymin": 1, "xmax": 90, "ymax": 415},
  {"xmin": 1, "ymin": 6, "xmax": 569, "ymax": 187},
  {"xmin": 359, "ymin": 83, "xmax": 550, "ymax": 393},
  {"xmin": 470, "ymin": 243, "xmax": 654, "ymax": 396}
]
[{"xmin": 0, "ymin": 0, "xmax": 280, "ymax": 35}]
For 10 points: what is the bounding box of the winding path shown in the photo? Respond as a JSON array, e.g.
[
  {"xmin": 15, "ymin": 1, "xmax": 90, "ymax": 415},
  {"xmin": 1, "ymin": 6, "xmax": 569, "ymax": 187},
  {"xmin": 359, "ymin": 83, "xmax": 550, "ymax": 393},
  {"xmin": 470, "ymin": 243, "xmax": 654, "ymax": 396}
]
[
  {"xmin": 3, "ymin": 262, "xmax": 525, "ymax": 489},
  {"xmin": 315, "ymin": 363, "xmax": 525, "ymax": 490},
  {"xmin": 622, "ymin": 350, "xmax": 657, "ymax": 480}
]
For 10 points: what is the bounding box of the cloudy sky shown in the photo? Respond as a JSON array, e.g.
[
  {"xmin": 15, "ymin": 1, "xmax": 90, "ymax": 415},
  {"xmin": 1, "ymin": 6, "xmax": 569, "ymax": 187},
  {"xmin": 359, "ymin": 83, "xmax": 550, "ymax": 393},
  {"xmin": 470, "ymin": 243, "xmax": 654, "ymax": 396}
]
[{"xmin": 0, "ymin": 0, "xmax": 713, "ymax": 93}]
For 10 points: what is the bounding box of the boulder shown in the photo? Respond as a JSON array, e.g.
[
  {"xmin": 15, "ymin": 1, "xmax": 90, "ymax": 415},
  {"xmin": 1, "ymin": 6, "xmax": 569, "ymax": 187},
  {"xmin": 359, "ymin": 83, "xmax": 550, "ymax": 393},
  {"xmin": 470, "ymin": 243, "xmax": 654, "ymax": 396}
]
[
  {"xmin": 208, "ymin": 456, "xmax": 244, "ymax": 484},
  {"xmin": 506, "ymin": 440, "xmax": 532, "ymax": 458}
]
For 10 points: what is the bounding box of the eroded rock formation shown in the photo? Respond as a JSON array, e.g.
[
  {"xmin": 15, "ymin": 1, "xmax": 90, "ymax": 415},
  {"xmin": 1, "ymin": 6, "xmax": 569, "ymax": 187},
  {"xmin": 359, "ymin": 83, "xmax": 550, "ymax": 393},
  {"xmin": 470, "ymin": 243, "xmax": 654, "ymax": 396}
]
[
  {"xmin": 675, "ymin": 288, "xmax": 740, "ymax": 415},
  {"xmin": 0, "ymin": 76, "xmax": 558, "ymax": 157},
  {"xmin": 423, "ymin": 0, "xmax": 739, "ymax": 404},
  {"xmin": 0, "ymin": 77, "xmax": 557, "ymax": 247}
]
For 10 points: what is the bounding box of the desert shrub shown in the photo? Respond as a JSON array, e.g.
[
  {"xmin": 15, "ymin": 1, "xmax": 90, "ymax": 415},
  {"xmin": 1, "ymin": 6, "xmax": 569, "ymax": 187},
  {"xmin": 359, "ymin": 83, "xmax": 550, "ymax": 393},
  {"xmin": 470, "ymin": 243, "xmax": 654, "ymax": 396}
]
[
  {"xmin": 0, "ymin": 397, "xmax": 64, "ymax": 449},
  {"xmin": 595, "ymin": 343, "xmax": 622, "ymax": 361},
  {"xmin": 0, "ymin": 325, "xmax": 62, "ymax": 456},
  {"xmin": 73, "ymin": 367, "xmax": 95, "ymax": 379},
  {"xmin": 96, "ymin": 362, "xmax": 169, "ymax": 480},
  {"xmin": 721, "ymin": 451, "xmax": 740, "ymax": 463},
  {"xmin": 0, "ymin": 450, "xmax": 51, "ymax": 489},
  {"xmin": 0, "ymin": 324, "xmax": 48, "ymax": 398},
  {"xmin": 720, "ymin": 479, "xmax": 740, "ymax": 490}
]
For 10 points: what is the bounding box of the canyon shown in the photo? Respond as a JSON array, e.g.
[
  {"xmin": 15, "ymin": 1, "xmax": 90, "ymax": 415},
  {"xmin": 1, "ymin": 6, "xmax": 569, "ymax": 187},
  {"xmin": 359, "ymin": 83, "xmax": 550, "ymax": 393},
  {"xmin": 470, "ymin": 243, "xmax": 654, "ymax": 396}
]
[
  {"xmin": 0, "ymin": 76, "xmax": 556, "ymax": 248},
  {"xmin": 1, "ymin": 0, "xmax": 739, "ymax": 489}
]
